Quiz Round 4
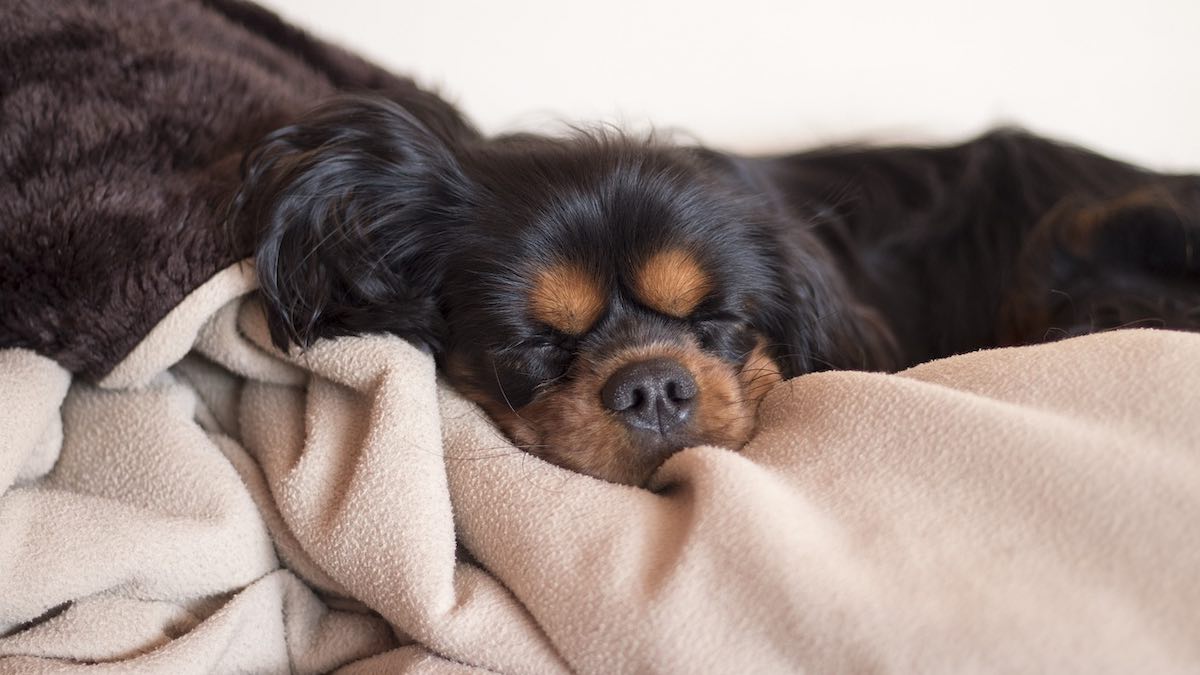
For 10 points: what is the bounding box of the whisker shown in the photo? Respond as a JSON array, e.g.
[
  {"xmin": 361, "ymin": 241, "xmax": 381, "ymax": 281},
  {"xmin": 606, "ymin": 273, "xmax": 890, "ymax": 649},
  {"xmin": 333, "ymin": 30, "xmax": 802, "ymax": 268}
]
[{"xmin": 491, "ymin": 358, "xmax": 526, "ymax": 420}]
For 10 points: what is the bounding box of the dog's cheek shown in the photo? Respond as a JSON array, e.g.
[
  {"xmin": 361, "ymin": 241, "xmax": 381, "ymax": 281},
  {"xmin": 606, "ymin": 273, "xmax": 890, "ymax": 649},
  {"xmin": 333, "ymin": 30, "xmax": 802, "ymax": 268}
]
[
  {"xmin": 690, "ymin": 355, "xmax": 754, "ymax": 448},
  {"xmin": 442, "ymin": 351, "xmax": 543, "ymax": 446},
  {"xmin": 523, "ymin": 382, "xmax": 642, "ymax": 483},
  {"xmin": 447, "ymin": 351, "xmax": 649, "ymax": 484},
  {"xmin": 738, "ymin": 339, "xmax": 784, "ymax": 407}
]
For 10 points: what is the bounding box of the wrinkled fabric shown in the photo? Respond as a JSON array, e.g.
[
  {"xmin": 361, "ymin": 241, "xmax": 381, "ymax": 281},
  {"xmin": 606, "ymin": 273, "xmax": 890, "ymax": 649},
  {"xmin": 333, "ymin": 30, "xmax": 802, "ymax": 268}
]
[{"xmin": 1, "ymin": 263, "xmax": 1198, "ymax": 673}]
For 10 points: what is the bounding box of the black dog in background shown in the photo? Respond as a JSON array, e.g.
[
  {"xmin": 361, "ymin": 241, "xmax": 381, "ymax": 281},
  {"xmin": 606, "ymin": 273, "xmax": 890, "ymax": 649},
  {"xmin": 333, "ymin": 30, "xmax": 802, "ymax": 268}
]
[{"xmin": 233, "ymin": 95, "xmax": 1200, "ymax": 485}]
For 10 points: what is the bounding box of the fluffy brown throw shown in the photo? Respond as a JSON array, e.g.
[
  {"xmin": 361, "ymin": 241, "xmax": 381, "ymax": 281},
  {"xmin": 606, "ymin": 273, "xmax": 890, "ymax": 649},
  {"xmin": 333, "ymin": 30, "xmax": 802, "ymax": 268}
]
[{"xmin": 0, "ymin": 0, "xmax": 467, "ymax": 378}]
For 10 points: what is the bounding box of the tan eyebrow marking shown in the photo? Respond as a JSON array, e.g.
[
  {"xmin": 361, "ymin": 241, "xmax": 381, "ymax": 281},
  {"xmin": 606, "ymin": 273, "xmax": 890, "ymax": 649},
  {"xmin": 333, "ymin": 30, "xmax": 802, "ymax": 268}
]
[
  {"xmin": 634, "ymin": 249, "xmax": 712, "ymax": 318},
  {"xmin": 529, "ymin": 264, "xmax": 606, "ymax": 335}
]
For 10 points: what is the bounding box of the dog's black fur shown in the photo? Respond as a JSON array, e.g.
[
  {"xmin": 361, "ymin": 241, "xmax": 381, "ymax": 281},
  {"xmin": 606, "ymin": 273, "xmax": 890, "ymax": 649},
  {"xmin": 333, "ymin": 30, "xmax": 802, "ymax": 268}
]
[{"xmin": 233, "ymin": 95, "xmax": 1200, "ymax": 485}]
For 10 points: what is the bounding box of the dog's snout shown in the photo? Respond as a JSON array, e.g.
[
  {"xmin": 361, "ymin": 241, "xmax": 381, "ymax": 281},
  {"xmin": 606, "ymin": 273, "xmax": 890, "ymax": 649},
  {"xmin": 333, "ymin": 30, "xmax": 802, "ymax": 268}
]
[{"xmin": 601, "ymin": 358, "xmax": 697, "ymax": 435}]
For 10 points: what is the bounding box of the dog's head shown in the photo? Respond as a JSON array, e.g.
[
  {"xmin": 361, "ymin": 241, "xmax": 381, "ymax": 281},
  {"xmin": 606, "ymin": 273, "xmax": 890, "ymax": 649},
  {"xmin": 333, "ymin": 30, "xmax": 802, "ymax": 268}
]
[{"xmin": 233, "ymin": 95, "xmax": 893, "ymax": 485}]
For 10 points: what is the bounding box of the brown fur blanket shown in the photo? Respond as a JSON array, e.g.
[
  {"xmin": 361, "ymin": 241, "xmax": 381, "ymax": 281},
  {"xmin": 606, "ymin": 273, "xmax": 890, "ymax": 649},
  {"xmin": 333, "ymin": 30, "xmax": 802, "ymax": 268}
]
[{"xmin": 0, "ymin": 0, "xmax": 468, "ymax": 378}]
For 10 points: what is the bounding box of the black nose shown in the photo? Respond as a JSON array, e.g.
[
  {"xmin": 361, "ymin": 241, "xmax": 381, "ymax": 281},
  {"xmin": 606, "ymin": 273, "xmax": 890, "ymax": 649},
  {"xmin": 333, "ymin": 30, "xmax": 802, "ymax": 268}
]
[{"xmin": 601, "ymin": 358, "xmax": 697, "ymax": 435}]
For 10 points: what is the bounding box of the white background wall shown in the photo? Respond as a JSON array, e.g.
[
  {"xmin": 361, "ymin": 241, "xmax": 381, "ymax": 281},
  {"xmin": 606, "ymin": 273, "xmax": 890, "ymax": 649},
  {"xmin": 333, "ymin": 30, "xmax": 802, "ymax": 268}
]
[{"xmin": 259, "ymin": 0, "xmax": 1199, "ymax": 171}]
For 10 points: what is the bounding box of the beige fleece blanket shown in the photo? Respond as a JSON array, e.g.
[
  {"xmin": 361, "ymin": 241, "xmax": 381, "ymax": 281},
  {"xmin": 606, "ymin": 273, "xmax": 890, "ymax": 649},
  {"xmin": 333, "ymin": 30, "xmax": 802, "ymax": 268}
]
[{"xmin": 1, "ymin": 262, "xmax": 1198, "ymax": 673}]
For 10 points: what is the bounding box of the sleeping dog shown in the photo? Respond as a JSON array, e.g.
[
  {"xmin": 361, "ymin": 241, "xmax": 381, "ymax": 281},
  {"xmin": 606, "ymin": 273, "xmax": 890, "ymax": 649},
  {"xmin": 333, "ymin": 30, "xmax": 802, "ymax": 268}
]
[{"xmin": 232, "ymin": 95, "xmax": 1200, "ymax": 486}]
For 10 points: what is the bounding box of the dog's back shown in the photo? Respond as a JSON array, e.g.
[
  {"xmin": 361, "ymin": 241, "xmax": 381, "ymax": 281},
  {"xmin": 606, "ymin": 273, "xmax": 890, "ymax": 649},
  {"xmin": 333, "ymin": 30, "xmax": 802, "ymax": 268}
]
[{"xmin": 756, "ymin": 131, "xmax": 1200, "ymax": 367}]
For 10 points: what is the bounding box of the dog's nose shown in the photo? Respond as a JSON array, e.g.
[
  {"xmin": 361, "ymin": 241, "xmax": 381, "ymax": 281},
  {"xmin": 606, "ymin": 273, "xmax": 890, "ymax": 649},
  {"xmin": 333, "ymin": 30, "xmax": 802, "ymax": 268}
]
[{"xmin": 601, "ymin": 358, "xmax": 697, "ymax": 435}]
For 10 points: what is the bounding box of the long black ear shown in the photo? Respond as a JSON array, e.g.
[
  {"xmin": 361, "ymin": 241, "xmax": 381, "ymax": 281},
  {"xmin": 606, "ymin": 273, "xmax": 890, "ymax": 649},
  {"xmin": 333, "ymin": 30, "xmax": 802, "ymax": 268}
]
[
  {"xmin": 761, "ymin": 238, "xmax": 902, "ymax": 376},
  {"xmin": 690, "ymin": 148, "xmax": 902, "ymax": 375},
  {"xmin": 231, "ymin": 95, "xmax": 471, "ymax": 352}
]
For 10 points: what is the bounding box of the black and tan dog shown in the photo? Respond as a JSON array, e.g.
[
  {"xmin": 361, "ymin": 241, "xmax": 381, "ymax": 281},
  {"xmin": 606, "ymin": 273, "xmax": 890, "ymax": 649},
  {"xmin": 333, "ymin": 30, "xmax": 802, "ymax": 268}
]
[{"xmin": 233, "ymin": 95, "xmax": 1200, "ymax": 485}]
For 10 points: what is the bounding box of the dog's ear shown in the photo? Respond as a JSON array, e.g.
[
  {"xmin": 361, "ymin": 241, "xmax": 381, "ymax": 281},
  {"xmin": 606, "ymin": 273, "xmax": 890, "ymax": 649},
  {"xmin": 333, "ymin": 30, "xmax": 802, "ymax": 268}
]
[
  {"xmin": 757, "ymin": 238, "xmax": 901, "ymax": 376},
  {"xmin": 768, "ymin": 254, "xmax": 902, "ymax": 374},
  {"xmin": 231, "ymin": 95, "xmax": 471, "ymax": 353},
  {"xmin": 688, "ymin": 148, "xmax": 902, "ymax": 375}
]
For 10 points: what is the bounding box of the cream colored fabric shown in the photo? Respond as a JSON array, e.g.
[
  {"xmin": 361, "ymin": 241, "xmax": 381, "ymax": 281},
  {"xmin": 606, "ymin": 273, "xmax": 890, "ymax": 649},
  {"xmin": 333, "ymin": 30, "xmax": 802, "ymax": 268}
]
[
  {"xmin": 99, "ymin": 263, "xmax": 258, "ymax": 390},
  {"xmin": 2, "ymin": 263, "xmax": 1199, "ymax": 673}
]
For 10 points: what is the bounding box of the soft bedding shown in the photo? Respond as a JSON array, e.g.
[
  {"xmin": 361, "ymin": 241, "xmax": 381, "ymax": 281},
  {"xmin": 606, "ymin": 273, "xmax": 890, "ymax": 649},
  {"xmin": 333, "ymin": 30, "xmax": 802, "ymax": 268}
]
[
  {"xmin": 2, "ymin": 1, "xmax": 1199, "ymax": 672},
  {"xmin": 1, "ymin": 265, "xmax": 1198, "ymax": 673}
]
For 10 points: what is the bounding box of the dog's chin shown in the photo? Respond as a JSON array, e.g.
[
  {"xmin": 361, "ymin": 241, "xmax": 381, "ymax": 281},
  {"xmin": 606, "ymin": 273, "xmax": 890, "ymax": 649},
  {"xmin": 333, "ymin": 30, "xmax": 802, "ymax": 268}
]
[
  {"xmin": 497, "ymin": 418, "xmax": 681, "ymax": 487},
  {"xmin": 484, "ymin": 387, "xmax": 759, "ymax": 487},
  {"xmin": 524, "ymin": 433, "xmax": 747, "ymax": 488},
  {"xmin": 535, "ymin": 445, "xmax": 670, "ymax": 488}
]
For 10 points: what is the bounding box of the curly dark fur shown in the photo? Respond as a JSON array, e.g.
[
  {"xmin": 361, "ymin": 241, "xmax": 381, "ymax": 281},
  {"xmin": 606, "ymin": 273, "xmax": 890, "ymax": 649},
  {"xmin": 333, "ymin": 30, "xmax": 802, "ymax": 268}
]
[
  {"xmin": 230, "ymin": 94, "xmax": 1200, "ymax": 483},
  {"xmin": 231, "ymin": 96, "xmax": 476, "ymax": 352}
]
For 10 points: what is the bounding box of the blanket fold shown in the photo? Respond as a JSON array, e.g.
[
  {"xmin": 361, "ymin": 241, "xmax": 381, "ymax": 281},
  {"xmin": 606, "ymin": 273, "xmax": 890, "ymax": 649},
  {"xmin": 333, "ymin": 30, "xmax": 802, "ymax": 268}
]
[
  {"xmin": 2, "ymin": 1, "xmax": 1199, "ymax": 672},
  {"xmin": 2, "ymin": 263, "xmax": 1198, "ymax": 673}
]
